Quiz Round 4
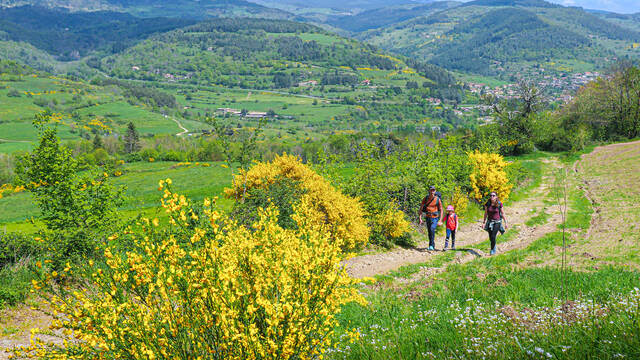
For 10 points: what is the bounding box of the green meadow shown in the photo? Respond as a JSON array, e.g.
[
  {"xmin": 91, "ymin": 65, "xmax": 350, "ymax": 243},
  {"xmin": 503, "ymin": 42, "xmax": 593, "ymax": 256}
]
[{"xmin": 0, "ymin": 161, "xmax": 235, "ymax": 228}]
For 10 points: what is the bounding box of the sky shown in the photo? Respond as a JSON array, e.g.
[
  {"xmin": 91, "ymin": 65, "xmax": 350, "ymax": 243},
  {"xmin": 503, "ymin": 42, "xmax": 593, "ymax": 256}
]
[{"xmin": 545, "ymin": 0, "xmax": 640, "ymax": 13}]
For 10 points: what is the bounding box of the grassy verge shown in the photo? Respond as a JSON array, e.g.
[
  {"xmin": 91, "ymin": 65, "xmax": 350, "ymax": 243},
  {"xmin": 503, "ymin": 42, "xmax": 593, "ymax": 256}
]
[
  {"xmin": 507, "ymin": 157, "xmax": 545, "ymax": 204},
  {"xmin": 525, "ymin": 207, "xmax": 551, "ymax": 227},
  {"xmin": 0, "ymin": 233, "xmax": 43, "ymax": 308},
  {"xmin": 0, "ymin": 261, "xmax": 37, "ymax": 308},
  {"xmin": 332, "ymin": 267, "xmax": 640, "ymax": 359}
]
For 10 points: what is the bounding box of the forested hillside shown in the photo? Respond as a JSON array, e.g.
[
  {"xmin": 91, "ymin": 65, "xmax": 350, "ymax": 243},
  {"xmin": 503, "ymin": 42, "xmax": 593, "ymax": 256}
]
[
  {"xmin": 97, "ymin": 18, "xmax": 457, "ymax": 91},
  {"xmin": 0, "ymin": 0, "xmax": 292, "ymax": 19},
  {"xmin": 354, "ymin": 0, "xmax": 640, "ymax": 76},
  {"xmin": 251, "ymin": 0, "xmax": 416, "ymax": 12},
  {"xmin": 327, "ymin": 2, "xmax": 459, "ymax": 32},
  {"xmin": 429, "ymin": 8, "xmax": 594, "ymax": 73},
  {"xmin": 0, "ymin": 6, "xmax": 196, "ymax": 60}
]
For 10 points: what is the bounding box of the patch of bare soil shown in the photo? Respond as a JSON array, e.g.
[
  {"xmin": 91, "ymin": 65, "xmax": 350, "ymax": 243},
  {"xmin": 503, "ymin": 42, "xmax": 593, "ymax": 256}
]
[
  {"xmin": 0, "ymin": 303, "xmax": 58, "ymax": 360},
  {"xmin": 345, "ymin": 159, "xmax": 564, "ymax": 279}
]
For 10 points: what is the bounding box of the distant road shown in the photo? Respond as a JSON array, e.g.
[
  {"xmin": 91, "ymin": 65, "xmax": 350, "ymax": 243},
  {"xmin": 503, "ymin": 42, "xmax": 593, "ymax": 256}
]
[{"xmin": 164, "ymin": 115, "xmax": 189, "ymax": 136}]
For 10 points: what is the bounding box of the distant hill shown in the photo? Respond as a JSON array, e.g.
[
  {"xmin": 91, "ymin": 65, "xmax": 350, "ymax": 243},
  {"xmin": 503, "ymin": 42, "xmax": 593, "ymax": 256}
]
[
  {"xmin": 327, "ymin": 2, "xmax": 459, "ymax": 32},
  {"xmin": 97, "ymin": 17, "xmax": 457, "ymax": 91},
  {"xmin": 0, "ymin": 6, "xmax": 196, "ymax": 60},
  {"xmin": 248, "ymin": 0, "xmax": 417, "ymax": 12},
  {"xmin": 354, "ymin": 0, "xmax": 640, "ymax": 76},
  {"xmin": 0, "ymin": 0, "xmax": 292, "ymax": 19},
  {"xmin": 461, "ymin": 0, "xmax": 559, "ymax": 7},
  {"xmin": 429, "ymin": 7, "xmax": 590, "ymax": 73}
]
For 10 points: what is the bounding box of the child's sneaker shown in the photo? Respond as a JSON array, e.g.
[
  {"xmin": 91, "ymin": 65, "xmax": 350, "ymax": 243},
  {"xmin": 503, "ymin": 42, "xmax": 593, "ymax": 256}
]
[
  {"xmin": 451, "ymin": 245, "xmax": 456, "ymax": 250},
  {"xmin": 428, "ymin": 246, "xmax": 435, "ymax": 251},
  {"xmin": 490, "ymin": 249, "xmax": 496, "ymax": 255}
]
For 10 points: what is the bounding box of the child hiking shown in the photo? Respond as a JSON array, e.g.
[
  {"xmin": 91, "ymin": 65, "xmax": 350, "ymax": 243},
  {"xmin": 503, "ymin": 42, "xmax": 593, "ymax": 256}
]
[
  {"xmin": 419, "ymin": 185, "xmax": 442, "ymax": 251},
  {"xmin": 444, "ymin": 205, "xmax": 458, "ymax": 250},
  {"xmin": 483, "ymin": 191, "xmax": 508, "ymax": 255}
]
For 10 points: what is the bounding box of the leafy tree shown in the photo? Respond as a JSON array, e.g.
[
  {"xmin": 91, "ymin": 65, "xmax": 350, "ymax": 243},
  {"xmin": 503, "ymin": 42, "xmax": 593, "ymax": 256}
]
[
  {"xmin": 15, "ymin": 111, "xmax": 124, "ymax": 268},
  {"xmin": 487, "ymin": 80, "xmax": 544, "ymax": 155},
  {"xmin": 273, "ymin": 72, "xmax": 293, "ymax": 88},
  {"xmin": 561, "ymin": 62, "xmax": 640, "ymax": 142}
]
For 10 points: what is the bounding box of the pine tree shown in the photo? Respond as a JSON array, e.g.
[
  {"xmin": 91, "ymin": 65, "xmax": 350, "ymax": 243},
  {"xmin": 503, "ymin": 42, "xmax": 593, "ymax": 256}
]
[{"xmin": 124, "ymin": 122, "xmax": 141, "ymax": 154}]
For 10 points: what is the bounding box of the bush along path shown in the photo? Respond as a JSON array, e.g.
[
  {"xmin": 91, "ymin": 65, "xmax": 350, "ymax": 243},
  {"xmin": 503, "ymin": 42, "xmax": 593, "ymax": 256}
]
[{"xmin": 345, "ymin": 158, "xmax": 567, "ymax": 279}]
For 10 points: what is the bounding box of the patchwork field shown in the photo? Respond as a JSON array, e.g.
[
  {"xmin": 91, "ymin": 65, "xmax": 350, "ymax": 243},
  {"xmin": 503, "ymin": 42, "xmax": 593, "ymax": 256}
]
[{"xmin": 0, "ymin": 75, "xmax": 187, "ymax": 147}]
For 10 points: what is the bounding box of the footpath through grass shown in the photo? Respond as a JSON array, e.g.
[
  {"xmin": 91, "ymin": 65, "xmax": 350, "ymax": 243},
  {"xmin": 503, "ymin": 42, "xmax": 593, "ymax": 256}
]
[{"xmin": 330, "ymin": 150, "xmax": 640, "ymax": 360}]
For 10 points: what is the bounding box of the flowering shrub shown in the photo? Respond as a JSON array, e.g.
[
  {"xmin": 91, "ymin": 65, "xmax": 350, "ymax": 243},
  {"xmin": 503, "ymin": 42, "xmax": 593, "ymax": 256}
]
[
  {"xmin": 14, "ymin": 182, "xmax": 365, "ymax": 360},
  {"xmin": 468, "ymin": 151, "xmax": 512, "ymax": 203},
  {"xmin": 448, "ymin": 186, "xmax": 468, "ymax": 217},
  {"xmin": 225, "ymin": 154, "xmax": 369, "ymax": 251},
  {"xmin": 0, "ymin": 183, "xmax": 25, "ymax": 199},
  {"xmin": 371, "ymin": 205, "xmax": 410, "ymax": 240}
]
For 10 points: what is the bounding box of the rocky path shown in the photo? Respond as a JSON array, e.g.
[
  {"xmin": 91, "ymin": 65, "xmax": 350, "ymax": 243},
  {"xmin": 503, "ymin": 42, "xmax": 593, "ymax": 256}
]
[{"xmin": 345, "ymin": 159, "xmax": 565, "ymax": 279}]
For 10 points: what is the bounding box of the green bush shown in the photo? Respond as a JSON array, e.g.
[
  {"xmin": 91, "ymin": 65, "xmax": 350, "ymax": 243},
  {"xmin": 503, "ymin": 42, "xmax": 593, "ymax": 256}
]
[
  {"xmin": 161, "ymin": 150, "xmax": 184, "ymax": 162},
  {"xmin": 15, "ymin": 111, "xmax": 124, "ymax": 270},
  {"xmin": 0, "ymin": 232, "xmax": 44, "ymax": 269},
  {"xmin": 0, "ymin": 232, "xmax": 43, "ymax": 307},
  {"xmin": 140, "ymin": 148, "xmax": 159, "ymax": 161}
]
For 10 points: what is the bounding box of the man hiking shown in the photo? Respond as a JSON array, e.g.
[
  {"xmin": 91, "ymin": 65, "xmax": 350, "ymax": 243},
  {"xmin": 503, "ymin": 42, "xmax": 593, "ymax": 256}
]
[{"xmin": 419, "ymin": 185, "xmax": 443, "ymax": 251}]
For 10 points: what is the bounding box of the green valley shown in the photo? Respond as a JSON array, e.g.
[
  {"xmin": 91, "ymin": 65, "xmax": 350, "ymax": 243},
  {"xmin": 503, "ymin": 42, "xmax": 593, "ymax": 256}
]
[{"xmin": 1, "ymin": 2, "xmax": 640, "ymax": 359}]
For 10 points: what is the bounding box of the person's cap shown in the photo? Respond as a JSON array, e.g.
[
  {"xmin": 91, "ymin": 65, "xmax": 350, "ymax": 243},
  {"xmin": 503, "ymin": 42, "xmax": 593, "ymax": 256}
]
[
  {"xmin": 429, "ymin": 186, "xmax": 436, "ymax": 190},
  {"xmin": 446, "ymin": 205, "xmax": 454, "ymax": 211}
]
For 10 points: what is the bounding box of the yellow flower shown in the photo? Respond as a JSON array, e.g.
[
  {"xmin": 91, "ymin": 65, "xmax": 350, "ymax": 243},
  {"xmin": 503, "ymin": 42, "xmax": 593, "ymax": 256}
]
[{"xmin": 224, "ymin": 154, "xmax": 369, "ymax": 251}]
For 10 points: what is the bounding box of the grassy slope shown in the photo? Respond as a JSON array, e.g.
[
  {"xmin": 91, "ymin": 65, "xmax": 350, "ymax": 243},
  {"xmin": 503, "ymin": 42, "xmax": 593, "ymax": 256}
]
[
  {"xmin": 571, "ymin": 140, "xmax": 640, "ymax": 269},
  {"xmin": 0, "ymin": 161, "xmax": 234, "ymax": 226},
  {"xmin": 0, "ymin": 75, "xmax": 184, "ymax": 143}
]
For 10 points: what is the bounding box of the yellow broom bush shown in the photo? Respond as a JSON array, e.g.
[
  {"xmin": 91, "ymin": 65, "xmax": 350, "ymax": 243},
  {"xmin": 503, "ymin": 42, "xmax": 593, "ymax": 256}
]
[
  {"xmin": 12, "ymin": 182, "xmax": 365, "ymax": 360},
  {"xmin": 371, "ymin": 204, "xmax": 410, "ymax": 240},
  {"xmin": 468, "ymin": 151, "xmax": 512, "ymax": 202},
  {"xmin": 448, "ymin": 186, "xmax": 468, "ymax": 217},
  {"xmin": 225, "ymin": 153, "xmax": 369, "ymax": 251}
]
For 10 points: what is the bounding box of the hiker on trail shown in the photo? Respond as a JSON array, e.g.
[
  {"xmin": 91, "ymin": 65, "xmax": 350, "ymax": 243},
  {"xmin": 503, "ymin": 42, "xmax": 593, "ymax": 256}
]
[
  {"xmin": 419, "ymin": 185, "xmax": 442, "ymax": 251},
  {"xmin": 483, "ymin": 192, "xmax": 508, "ymax": 255},
  {"xmin": 444, "ymin": 205, "xmax": 458, "ymax": 250}
]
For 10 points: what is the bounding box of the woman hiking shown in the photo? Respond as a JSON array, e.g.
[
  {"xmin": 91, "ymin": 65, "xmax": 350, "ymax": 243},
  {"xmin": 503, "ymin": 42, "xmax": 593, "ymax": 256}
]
[
  {"xmin": 419, "ymin": 186, "xmax": 443, "ymax": 251},
  {"xmin": 483, "ymin": 191, "xmax": 507, "ymax": 255}
]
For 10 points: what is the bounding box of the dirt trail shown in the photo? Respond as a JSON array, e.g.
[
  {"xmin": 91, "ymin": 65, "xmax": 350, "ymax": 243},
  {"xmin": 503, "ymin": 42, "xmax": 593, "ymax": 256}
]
[
  {"xmin": 164, "ymin": 115, "xmax": 189, "ymax": 136},
  {"xmin": 0, "ymin": 304, "xmax": 60, "ymax": 360},
  {"xmin": 345, "ymin": 159, "xmax": 564, "ymax": 279}
]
